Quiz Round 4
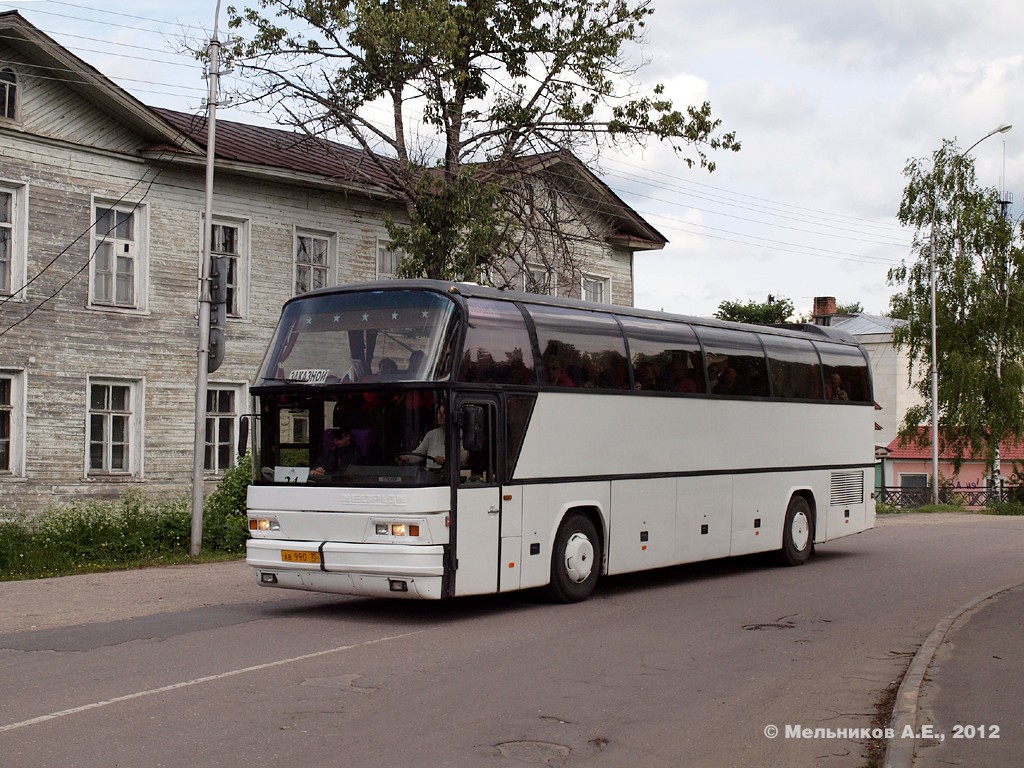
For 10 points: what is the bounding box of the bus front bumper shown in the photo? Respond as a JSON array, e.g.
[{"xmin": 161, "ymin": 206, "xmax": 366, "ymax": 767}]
[{"xmin": 247, "ymin": 538, "xmax": 446, "ymax": 599}]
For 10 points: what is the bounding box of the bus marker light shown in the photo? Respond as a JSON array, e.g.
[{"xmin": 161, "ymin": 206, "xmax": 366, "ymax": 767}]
[
  {"xmin": 409, "ymin": 525, "xmax": 420, "ymax": 537},
  {"xmin": 375, "ymin": 523, "xmax": 389, "ymax": 536},
  {"xmin": 392, "ymin": 523, "xmax": 407, "ymax": 536},
  {"xmin": 389, "ymin": 580, "xmax": 409, "ymax": 592},
  {"xmin": 260, "ymin": 572, "xmax": 278, "ymax": 584}
]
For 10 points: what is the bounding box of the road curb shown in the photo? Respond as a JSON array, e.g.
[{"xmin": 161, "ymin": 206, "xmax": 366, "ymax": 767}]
[{"xmin": 882, "ymin": 579, "xmax": 1024, "ymax": 768}]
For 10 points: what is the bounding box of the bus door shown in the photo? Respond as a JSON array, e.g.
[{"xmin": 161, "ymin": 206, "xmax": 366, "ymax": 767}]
[{"xmin": 452, "ymin": 396, "xmax": 501, "ymax": 596}]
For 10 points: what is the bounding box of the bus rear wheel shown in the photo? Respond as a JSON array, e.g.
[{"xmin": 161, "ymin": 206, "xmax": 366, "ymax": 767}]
[
  {"xmin": 780, "ymin": 496, "xmax": 814, "ymax": 566},
  {"xmin": 546, "ymin": 513, "xmax": 600, "ymax": 603}
]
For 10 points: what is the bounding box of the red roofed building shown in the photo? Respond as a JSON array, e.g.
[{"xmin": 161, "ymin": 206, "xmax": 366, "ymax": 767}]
[{"xmin": 880, "ymin": 427, "xmax": 1024, "ymax": 502}]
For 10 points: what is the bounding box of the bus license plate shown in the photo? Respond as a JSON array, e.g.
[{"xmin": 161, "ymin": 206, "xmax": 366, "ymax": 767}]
[{"xmin": 281, "ymin": 550, "xmax": 320, "ymax": 564}]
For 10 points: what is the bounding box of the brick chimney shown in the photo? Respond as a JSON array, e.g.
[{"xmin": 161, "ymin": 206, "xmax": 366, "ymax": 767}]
[{"xmin": 813, "ymin": 296, "xmax": 837, "ymax": 326}]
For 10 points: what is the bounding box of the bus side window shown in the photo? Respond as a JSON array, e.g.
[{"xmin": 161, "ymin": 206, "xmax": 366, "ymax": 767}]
[
  {"xmin": 462, "ymin": 402, "xmax": 496, "ymax": 484},
  {"xmin": 458, "ymin": 299, "xmax": 535, "ymax": 384},
  {"xmin": 699, "ymin": 327, "xmax": 769, "ymax": 397},
  {"xmin": 761, "ymin": 335, "xmax": 823, "ymax": 400},
  {"xmin": 816, "ymin": 343, "xmax": 872, "ymax": 403}
]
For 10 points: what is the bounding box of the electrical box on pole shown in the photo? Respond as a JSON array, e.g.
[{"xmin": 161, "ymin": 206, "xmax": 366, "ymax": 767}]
[{"xmin": 208, "ymin": 255, "xmax": 228, "ymax": 373}]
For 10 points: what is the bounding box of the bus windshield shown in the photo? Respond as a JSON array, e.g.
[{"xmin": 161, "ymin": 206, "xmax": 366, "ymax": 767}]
[
  {"xmin": 257, "ymin": 288, "xmax": 460, "ymax": 385},
  {"xmin": 254, "ymin": 387, "xmax": 454, "ymax": 487}
]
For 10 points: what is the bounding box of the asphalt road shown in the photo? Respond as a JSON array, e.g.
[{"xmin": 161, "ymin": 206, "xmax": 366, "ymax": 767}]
[{"xmin": 1, "ymin": 513, "xmax": 1023, "ymax": 768}]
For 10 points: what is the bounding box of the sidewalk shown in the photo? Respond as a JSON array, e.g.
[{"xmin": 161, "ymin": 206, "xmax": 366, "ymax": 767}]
[
  {"xmin": 885, "ymin": 581, "xmax": 1024, "ymax": 768},
  {"xmin": 0, "ymin": 559, "xmax": 276, "ymax": 634}
]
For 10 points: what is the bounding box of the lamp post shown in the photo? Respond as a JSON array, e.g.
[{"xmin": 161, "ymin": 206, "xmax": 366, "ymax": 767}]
[{"xmin": 928, "ymin": 122, "xmax": 1012, "ymax": 504}]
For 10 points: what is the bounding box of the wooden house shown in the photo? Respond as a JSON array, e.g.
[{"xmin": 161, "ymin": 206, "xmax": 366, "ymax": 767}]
[{"xmin": 0, "ymin": 12, "xmax": 667, "ymax": 511}]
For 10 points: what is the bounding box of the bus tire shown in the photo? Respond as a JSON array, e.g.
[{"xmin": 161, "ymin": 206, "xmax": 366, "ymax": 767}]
[
  {"xmin": 780, "ymin": 495, "xmax": 814, "ymax": 566},
  {"xmin": 546, "ymin": 512, "xmax": 600, "ymax": 603}
]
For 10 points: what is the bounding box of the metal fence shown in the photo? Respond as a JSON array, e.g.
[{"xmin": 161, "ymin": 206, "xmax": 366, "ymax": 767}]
[{"xmin": 877, "ymin": 486, "xmax": 1022, "ymax": 509}]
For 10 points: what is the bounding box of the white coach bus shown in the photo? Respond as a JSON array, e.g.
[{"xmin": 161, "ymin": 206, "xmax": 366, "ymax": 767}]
[{"xmin": 245, "ymin": 280, "xmax": 875, "ymax": 601}]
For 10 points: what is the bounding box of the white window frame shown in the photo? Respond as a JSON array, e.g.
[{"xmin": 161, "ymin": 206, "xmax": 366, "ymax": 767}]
[
  {"xmin": 582, "ymin": 273, "xmax": 611, "ymax": 304},
  {"xmin": 0, "ymin": 182, "xmax": 27, "ymax": 300},
  {"xmin": 89, "ymin": 199, "xmax": 148, "ymax": 312},
  {"xmin": 0, "ymin": 369, "xmax": 26, "ymax": 477},
  {"xmin": 376, "ymin": 239, "xmax": 406, "ymax": 279},
  {"xmin": 86, "ymin": 377, "xmax": 143, "ymax": 477},
  {"xmin": 204, "ymin": 215, "xmax": 250, "ymax": 319},
  {"xmin": 205, "ymin": 383, "xmax": 245, "ymax": 475},
  {"xmin": 294, "ymin": 229, "xmax": 334, "ymax": 295}
]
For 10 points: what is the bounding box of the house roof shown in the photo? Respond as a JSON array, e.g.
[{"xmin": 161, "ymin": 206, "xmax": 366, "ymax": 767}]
[
  {"xmin": 833, "ymin": 312, "xmax": 906, "ymax": 337},
  {"xmin": 885, "ymin": 427, "xmax": 1024, "ymax": 461},
  {"xmin": 151, "ymin": 107, "xmax": 399, "ymax": 197},
  {"xmin": 3, "ymin": 10, "xmax": 666, "ymax": 252},
  {"xmin": 0, "ymin": 11, "xmax": 204, "ymax": 153},
  {"xmin": 153, "ymin": 110, "xmax": 668, "ymax": 250}
]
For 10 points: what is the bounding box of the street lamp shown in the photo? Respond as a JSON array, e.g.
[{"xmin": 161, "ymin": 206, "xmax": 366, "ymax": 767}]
[{"xmin": 928, "ymin": 122, "xmax": 1012, "ymax": 504}]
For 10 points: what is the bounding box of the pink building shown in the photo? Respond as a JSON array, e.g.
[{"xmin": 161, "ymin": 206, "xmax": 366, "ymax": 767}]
[{"xmin": 879, "ymin": 427, "xmax": 1024, "ymax": 503}]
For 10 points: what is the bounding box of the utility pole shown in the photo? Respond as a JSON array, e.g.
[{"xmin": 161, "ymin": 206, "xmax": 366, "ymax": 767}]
[{"xmin": 191, "ymin": 0, "xmax": 224, "ymax": 557}]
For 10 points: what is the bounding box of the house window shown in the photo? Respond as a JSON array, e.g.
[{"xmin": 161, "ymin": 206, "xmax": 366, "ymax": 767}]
[
  {"xmin": 92, "ymin": 203, "xmax": 145, "ymax": 309},
  {"xmin": 0, "ymin": 190, "xmax": 12, "ymax": 294},
  {"xmin": 377, "ymin": 241, "xmax": 406, "ymax": 278},
  {"xmin": 88, "ymin": 380, "xmax": 137, "ymax": 474},
  {"xmin": 210, "ymin": 221, "xmax": 246, "ymax": 317},
  {"xmin": 900, "ymin": 473, "xmax": 928, "ymax": 489},
  {"xmin": 525, "ymin": 264, "xmax": 556, "ymax": 295},
  {"xmin": 205, "ymin": 386, "xmax": 241, "ymax": 473},
  {"xmin": 0, "ymin": 68, "xmax": 16, "ymax": 121},
  {"xmin": 582, "ymin": 274, "xmax": 610, "ymax": 304},
  {"xmin": 0, "ymin": 371, "xmax": 23, "ymax": 475},
  {"xmin": 0, "ymin": 184, "xmax": 26, "ymax": 299},
  {"xmin": 295, "ymin": 232, "xmax": 331, "ymax": 295}
]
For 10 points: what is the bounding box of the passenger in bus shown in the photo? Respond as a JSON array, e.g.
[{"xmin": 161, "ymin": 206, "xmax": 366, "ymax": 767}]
[
  {"xmin": 671, "ymin": 360, "xmax": 700, "ymax": 393},
  {"xmin": 715, "ymin": 365, "xmax": 739, "ymax": 395},
  {"xmin": 633, "ymin": 360, "xmax": 658, "ymax": 390},
  {"xmin": 310, "ymin": 427, "xmax": 363, "ymax": 477},
  {"xmin": 827, "ymin": 373, "xmax": 850, "ymax": 401},
  {"xmin": 543, "ymin": 356, "xmax": 575, "ymax": 387},
  {"xmin": 397, "ymin": 405, "xmax": 469, "ymax": 470}
]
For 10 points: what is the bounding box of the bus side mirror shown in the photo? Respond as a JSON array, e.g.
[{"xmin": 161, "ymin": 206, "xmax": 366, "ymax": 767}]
[
  {"xmin": 238, "ymin": 415, "xmax": 250, "ymax": 458},
  {"xmin": 460, "ymin": 405, "xmax": 484, "ymax": 452}
]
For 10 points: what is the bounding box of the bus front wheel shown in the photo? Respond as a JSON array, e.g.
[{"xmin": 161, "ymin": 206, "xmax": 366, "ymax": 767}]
[
  {"xmin": 780, "ymin": 496, "xmax": 814, "ymax": 566},
  {"xmin": 546, "ymin": 513, "xmax": 600, "ymax": 603}
]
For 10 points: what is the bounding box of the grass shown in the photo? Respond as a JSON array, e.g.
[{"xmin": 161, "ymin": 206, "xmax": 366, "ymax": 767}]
[
  {"xmin": 876, "ymin": 501, "xmax": 1024, "ymax": 516},
  {"xmin": 0, "ymin": 460, "xmax": 251, "ymax": 582}
]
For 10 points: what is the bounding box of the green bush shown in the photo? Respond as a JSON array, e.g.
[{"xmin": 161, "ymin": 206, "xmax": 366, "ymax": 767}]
[
  {"xmin": 984, "ymin": 500, "xmax": 1024, "ymax": 516},
  {"xmin": 202, "ymin": 457, "xmax": 252, "ymax": 552},
  {"xmin": 0, "ymin": 461, "xmax": 252, "ymax": 581}
]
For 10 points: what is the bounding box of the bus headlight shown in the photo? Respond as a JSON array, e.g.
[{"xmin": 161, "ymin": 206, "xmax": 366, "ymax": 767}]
[
  {"xmin": 249, "ymin": 517, "xmax": 280, "ymax": 532},
  {"xmin": 374, "ymin": 522, "xmax": 421, "ymax": 537}
]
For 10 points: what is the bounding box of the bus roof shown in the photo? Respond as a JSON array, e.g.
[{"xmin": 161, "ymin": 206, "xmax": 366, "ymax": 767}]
[{"xmin": 290, "ymin": 279, "xmax": 862, "ymax": 347}]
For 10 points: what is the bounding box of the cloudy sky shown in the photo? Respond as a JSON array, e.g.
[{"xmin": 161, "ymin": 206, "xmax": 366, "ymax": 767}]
[{"xmin": 4, "ymin": 0, "xmax": 1021, "ymax": 317}]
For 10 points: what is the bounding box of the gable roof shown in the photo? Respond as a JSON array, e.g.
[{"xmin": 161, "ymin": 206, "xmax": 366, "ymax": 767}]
[{"xmin": 0, "ymin": 11, "xmax": 203, "ymax": 153}]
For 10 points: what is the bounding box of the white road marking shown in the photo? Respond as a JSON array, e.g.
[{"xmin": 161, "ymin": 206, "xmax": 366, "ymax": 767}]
[{"xmin": 0, "ymin": 631, "xmax": 422, "ymax": 733}]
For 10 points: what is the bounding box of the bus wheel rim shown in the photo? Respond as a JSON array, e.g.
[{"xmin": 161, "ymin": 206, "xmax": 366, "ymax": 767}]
[
  {"xmin": 791, "ymin": 511, "xmax": 810, "ymax": 551},
  {"xmin": 564, "ymin": 532, "xmax": 595, "ymax": 583}
]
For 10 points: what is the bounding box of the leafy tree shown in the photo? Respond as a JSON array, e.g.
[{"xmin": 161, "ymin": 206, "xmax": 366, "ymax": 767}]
[
  {"xmin": 225, "ymin": 0, "xmax": 739, "ymax": 281},
  {"xmin": 836, "ymin": 300, "xmax": 863, "ymax": 314},
  {"xmin": 888, "ymin": 137, "xmax": 1024, "ymax": 471},
  {"xmin": 714, "ymin": 295, "xmax": 794, "ymax": 325}
]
